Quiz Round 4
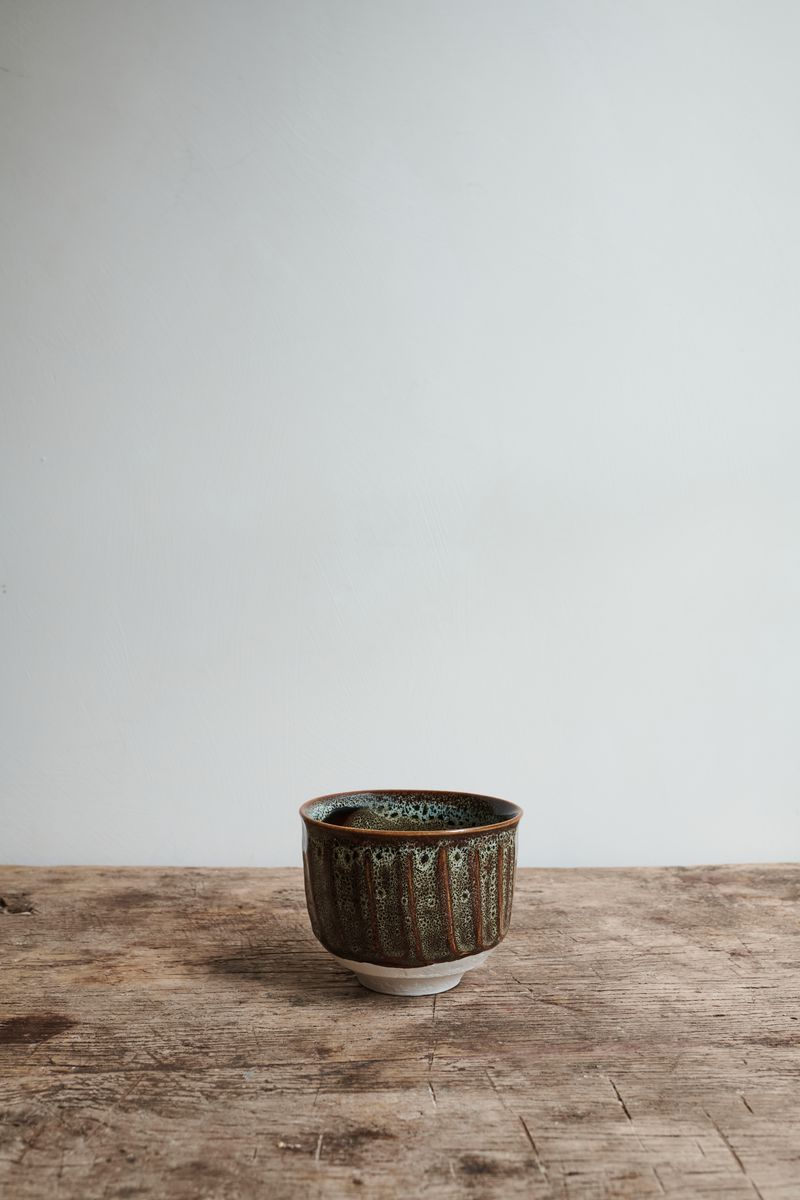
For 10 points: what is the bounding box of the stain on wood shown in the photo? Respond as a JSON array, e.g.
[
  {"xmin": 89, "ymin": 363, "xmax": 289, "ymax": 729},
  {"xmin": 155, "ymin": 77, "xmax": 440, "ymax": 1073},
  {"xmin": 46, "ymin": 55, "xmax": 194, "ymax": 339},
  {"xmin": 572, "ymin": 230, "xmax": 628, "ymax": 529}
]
[
  {"xmin": 0, "ymin": 892, "xmax": 35, "ymax": 915},
  {"xmin": 0, "ymin": 1015, "xmax": 75, "ymax": 1045},
  {"xmin": 0, "ymin": 864, "xmax": 798, "ymax": 1198}
]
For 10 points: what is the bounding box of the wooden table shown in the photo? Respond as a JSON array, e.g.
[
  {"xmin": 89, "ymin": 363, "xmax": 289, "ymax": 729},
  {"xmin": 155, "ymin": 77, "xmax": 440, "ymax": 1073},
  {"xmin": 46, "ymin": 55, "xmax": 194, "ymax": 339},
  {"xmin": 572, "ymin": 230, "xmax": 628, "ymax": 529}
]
[{"xmin": 1, "ymin": 866, "xmax": 798, "ymax": 1198}]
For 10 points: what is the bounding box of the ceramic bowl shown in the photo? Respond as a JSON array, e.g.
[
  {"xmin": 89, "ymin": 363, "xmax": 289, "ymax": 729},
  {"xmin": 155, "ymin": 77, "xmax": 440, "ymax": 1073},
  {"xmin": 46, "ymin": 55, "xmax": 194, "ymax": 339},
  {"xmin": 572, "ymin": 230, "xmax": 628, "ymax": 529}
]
[{"xmin": 299, "ymin": 789, "xmax": 522, "ymax": 995}]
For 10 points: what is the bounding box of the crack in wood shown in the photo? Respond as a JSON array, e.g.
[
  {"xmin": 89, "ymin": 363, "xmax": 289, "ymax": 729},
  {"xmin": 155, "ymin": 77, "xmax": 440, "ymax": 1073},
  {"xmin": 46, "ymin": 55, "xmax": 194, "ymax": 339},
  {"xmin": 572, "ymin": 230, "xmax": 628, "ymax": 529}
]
[
  {"xmin": 427, "ymin": 995, "xmax": 438, "ymax": 1111},
  {"xmin": 703, "ymin": 1110, "xmax": 765, "ymax": 1200},
  {"xmin": 518, "ymin": 1115, "xmax": 549, "ymax": 1181},
  {"xmin": 484, "ymin": 1067, "xmax": 502, "ymax": 1101},
  {"xmin": 485, "ymin": 1067, "xmax": 549, "ymax": 1181},
  {"xmin": 510, "ymin": 973, "xmax": 585, "ymax": 1014},
  {"xmin": 609, "ymin": 1076, "xmax": 632, "ymax": 1122}
]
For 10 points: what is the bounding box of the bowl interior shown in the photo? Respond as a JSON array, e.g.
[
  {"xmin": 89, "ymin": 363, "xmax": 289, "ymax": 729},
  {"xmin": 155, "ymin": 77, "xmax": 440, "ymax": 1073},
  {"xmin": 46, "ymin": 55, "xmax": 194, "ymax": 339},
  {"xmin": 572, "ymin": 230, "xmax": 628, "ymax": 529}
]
[{"xmin": 303, "ymin": 790, "xmax": 519, "ymax": 833}]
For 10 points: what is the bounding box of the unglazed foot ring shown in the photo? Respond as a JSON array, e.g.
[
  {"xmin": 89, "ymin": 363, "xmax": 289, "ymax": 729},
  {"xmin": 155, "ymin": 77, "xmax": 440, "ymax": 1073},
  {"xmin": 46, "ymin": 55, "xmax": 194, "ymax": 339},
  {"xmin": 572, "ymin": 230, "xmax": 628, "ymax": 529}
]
[{"xmin": 333, "ymin": 949, "xmax": 494, "ymax": 996}]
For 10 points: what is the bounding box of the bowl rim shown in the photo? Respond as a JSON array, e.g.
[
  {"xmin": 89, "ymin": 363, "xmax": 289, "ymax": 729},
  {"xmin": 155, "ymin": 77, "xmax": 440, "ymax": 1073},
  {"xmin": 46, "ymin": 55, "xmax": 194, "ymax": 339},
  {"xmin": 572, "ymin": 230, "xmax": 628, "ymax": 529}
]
[{"xmin": 299, "ymin": 788, "xmax": 523, "ymax": 839}]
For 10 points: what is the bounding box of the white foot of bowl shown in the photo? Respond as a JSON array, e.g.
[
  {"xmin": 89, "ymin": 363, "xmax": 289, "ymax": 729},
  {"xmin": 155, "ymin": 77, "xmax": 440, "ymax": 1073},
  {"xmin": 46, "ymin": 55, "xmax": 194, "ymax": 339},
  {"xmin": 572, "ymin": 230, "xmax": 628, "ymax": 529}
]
[{"xmin": 332, "ymin": 949, "xmax": 494, "ymax": 996}]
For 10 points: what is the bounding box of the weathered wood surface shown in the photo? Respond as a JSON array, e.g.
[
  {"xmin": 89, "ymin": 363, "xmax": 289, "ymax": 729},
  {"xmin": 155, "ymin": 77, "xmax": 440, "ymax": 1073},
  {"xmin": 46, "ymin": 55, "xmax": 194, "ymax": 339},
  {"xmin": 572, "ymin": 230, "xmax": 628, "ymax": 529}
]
[{"xmin": 1, "ymin": 866, "xmax": 798, "ymax": 1199}]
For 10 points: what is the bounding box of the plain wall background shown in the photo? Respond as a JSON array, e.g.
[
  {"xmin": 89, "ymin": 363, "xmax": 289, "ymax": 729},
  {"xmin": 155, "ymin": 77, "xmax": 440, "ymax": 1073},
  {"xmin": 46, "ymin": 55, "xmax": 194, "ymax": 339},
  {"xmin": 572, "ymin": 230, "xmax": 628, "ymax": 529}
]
[{"xmin": 2, "ymin": 0, "xmax": 799, "ymax": 868}]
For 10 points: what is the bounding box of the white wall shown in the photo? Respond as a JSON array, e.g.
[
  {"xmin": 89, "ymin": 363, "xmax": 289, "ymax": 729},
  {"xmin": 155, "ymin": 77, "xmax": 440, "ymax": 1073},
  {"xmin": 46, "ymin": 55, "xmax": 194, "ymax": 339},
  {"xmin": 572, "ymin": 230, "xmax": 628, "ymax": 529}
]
[{"xmin": 2, "ymin": 0, "xmax": 799, "ymax": 868}]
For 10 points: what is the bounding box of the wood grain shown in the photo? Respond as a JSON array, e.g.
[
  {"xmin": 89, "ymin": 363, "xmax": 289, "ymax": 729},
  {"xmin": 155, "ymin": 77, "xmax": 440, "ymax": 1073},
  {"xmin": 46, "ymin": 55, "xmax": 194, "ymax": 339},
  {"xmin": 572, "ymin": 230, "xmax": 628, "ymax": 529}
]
[{"xmin": 1, "ymin": 865, "xmax": 798, "ymax": 1198}]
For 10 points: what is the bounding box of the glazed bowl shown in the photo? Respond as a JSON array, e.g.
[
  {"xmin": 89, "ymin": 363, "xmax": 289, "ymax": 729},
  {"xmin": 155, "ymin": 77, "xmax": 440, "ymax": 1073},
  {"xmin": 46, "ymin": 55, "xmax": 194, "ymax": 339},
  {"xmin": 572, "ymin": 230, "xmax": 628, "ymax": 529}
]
[{"xmin": 299, "ymin": 789, "xmax": 522, "ymax": 995}]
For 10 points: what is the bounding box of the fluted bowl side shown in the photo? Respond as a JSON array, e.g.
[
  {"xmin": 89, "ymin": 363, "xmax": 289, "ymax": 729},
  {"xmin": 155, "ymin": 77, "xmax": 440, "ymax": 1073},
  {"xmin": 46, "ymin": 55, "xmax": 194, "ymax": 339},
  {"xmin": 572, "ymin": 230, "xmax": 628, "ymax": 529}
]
[{"xmin": 300, "ymin": 789, "xmax": 522, "ymax": 968}]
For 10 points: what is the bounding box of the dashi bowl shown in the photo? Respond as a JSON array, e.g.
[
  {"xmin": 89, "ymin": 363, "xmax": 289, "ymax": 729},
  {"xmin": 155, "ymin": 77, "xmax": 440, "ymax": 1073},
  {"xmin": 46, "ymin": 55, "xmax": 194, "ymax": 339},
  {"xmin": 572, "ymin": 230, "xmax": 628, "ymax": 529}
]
[{"xmin": 300, "ymin": 789, "xmax": 522, "ymax": 995}]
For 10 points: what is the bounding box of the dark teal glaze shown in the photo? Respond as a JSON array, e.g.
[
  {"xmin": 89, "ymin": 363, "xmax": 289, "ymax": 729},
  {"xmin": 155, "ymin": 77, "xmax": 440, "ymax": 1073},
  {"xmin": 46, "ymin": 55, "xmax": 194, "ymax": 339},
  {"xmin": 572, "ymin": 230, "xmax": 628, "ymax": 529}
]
[{"xmin": 300, "ymin": 790, "xmax": 522, "ymax": 969}]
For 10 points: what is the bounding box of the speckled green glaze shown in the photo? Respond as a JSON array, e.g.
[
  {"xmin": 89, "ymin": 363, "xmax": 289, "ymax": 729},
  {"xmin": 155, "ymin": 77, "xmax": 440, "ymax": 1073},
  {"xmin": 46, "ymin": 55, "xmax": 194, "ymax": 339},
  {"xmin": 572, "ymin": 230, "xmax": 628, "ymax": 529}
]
[{"xmin": 300, "ymin": 790, "xmax": 522, "ymax": 969}]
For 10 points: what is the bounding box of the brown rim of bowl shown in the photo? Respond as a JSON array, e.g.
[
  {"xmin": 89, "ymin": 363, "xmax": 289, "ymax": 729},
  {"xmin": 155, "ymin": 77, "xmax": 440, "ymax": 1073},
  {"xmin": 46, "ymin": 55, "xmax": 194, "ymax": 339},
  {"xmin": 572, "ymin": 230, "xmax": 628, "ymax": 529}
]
[{"xmin": 299, "ymin": 788, "xmax": 523, "ymax": 839}]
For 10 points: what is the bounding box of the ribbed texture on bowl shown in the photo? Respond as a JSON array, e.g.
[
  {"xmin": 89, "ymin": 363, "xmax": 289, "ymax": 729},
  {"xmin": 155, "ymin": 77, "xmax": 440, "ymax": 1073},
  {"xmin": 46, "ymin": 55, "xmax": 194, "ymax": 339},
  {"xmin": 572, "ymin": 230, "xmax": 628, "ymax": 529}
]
[{"xmin": 300, "ymin": 791, "xmax": 521, "ymax": 969}]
